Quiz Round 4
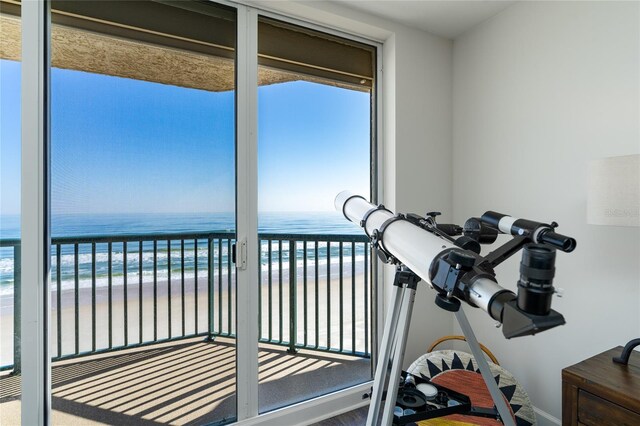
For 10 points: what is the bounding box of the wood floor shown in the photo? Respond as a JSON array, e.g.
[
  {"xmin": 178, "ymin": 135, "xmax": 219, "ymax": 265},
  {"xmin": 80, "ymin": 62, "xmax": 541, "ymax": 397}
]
[{"xmin": 0, "ymin": 337, "xmax": 370, "ymax": 425}]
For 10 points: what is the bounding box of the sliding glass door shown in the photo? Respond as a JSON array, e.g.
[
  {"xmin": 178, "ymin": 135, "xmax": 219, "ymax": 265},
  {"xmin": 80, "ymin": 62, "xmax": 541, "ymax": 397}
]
[
  {"xmin": 256, "ymin": 16, "xmax": 375, "ymax": 413},
  {"xmin": 12, "ymin": 1, "xmax": 378, "ymax": 423},
  {"xmin": 48, "ymin": 1, "xmax": 238, "ymax": 424},
  {"xmin": 0, "ymin": 2, "xmax": 22, "ymax": 423}
]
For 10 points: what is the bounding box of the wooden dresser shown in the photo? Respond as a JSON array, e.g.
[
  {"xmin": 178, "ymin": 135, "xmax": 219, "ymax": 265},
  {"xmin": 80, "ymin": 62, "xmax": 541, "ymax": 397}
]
[{"xmin": 562, "ymin": 346, "xmax": 640, "ymax": 426}]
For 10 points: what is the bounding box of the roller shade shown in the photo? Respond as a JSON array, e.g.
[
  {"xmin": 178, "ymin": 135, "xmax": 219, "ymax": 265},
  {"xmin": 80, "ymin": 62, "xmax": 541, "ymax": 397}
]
[
  {"xmin": 0, "ymin": 0, "xmax": 241, "ymax": 92},
  {"xmin": 258, "ymin": 17, "xmax": 375, "ymax": 90},
  {"xmin": 1, "ymin": 1, "xmax": 375, "ymax": 92},
  {"xmin": 50, "ymin": 0, "xmax": 236, "ymax": 60}
]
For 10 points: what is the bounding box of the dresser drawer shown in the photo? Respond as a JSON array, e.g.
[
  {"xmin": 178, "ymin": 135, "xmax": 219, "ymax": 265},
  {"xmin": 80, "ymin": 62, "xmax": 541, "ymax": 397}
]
[{"xmin": 578, "ymin": 389, "xmax": 640, "ymax": 426}]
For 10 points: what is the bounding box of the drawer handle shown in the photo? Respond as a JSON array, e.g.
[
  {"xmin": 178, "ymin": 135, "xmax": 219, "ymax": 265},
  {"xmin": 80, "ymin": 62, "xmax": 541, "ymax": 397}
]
[{"xmin": 613, "ymin": 338, "xmax": 640, "ymax": 365}]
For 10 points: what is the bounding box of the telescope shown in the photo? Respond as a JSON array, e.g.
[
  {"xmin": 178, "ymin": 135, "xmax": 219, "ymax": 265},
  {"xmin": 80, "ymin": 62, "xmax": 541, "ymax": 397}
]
[
  {"xmin": 335, "ymin": 191, "xmax": 576, "ymax": 338},
  {"xmin": 335, "ymin": 191, "xmax": 576, "ymax": 426}
]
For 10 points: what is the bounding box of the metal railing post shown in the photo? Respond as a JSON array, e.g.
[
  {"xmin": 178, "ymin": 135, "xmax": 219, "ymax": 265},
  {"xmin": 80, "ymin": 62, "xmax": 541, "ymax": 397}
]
[
  {"xmin": 207, "ymin": 236, "xmax": 215, "ymax": 341},
  {"xmin": 13, "ymin": 244, "xmax": 21, "ymax": 374},
  {"xmin": 287, "ymin": 240, "xmax": 297, "ymax": 354}
]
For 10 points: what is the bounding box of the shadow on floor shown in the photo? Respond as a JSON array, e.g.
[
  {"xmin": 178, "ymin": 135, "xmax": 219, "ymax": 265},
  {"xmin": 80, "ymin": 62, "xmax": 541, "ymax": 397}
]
[{"xmin": 0, "ymin": 338, "xmax": 370, "ymax": 425}]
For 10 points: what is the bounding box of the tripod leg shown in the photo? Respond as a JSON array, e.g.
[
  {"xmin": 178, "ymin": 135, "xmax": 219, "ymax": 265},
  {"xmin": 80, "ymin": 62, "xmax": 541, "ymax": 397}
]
[
  {"xmin": 379, "ymin": 287, "xmax": 416, "ymax": 426},
  {"xmin": 455, "ymin": 308, "xmax": 516, "ymax": 426},
  {"xmin": 366, "ymin": 284, "xmax": 405, "ymax": 426}
]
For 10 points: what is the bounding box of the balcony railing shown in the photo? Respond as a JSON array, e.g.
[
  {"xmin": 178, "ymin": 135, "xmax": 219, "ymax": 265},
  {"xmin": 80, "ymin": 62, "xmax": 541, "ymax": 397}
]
[{"xmin": 0, "ymin": 232, "xmax": 371, "ymax": 372}]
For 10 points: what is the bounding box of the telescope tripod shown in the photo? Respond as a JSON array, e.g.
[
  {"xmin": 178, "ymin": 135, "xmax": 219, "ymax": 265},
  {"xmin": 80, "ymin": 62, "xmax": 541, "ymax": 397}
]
[{"xmin": 366, "ymin": 268, "xmax": 517, "ymax": 426}]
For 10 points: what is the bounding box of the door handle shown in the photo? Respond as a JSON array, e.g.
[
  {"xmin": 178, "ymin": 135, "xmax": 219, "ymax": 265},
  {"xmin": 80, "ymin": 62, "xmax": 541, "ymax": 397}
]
[{"xmin": 232, "ymin": 238, "xmax": 247, "ymax": 270}]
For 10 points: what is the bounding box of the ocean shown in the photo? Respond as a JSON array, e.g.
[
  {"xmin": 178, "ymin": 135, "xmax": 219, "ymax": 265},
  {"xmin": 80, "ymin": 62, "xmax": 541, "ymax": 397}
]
[{"xmin": 0, "ymin": 212, "xmax": 366, "ymax": 295}]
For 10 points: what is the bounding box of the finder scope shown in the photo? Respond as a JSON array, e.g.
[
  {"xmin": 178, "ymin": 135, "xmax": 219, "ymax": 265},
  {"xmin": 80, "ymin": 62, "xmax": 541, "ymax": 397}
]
[{"xmin": 481, "ymin": 211, "xmax": 576, "ymax": 252}]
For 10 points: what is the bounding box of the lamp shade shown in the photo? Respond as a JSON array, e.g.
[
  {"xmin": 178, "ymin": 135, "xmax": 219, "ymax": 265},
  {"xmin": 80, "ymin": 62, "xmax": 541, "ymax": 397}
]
[{"xmin": 587, "ymin": 154, "xmax": 640, "ymax": 226}]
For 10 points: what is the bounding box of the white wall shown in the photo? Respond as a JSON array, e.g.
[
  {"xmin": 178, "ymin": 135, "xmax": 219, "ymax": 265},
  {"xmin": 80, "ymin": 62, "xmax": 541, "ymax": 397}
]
[
  {"xmin": 389, "ymin": 22, "xmax": 454, "ymax": 369},
  {"xmin": 452, "ymin": 1, "xmax": 640, "ymax": 423},
  {"xmin": 254, "ymin": 0, "xmax": 456, "ymax": 367}
]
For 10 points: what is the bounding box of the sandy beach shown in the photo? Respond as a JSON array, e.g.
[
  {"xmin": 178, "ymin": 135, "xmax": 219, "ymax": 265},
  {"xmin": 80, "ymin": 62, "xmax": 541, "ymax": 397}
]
[{"xmin": 0, "ymin": 269, "xmax": 369, "ymax": 367}]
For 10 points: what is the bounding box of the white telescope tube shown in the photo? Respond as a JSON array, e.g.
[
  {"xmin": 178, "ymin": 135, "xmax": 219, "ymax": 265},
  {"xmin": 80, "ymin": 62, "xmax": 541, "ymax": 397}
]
[
  {"xmin": 335, "ymin": 191, "xmax": 509, "ymax": 319},
  {"xmin": 335, "ymin": 191, "xmax": 454, "ymax": 282}
]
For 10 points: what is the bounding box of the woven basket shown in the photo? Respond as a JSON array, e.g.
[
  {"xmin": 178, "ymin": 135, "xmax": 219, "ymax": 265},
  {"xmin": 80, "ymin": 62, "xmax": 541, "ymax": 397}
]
[{"xmin": 406, "ymin": 335, "xmax": 536, "ymax": 426}]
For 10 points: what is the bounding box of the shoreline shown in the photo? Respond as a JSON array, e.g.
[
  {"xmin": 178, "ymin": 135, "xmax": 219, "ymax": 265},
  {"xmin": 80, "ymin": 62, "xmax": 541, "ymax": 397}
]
[
  {"xmin": 0, "ymin": 258, "xmax": 366, "ymax": 309},
  {"xmin": 0, "ymin": 271, "xmax": 369, "ymax": 366},
  {"xmin": 0, "ymin": 257, "xmax": 366, "ymax": 299}
]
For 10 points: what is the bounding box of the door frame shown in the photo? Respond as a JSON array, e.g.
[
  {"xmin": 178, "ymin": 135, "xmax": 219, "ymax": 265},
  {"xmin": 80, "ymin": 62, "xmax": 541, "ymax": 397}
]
[
  {"xmin": 21, "ymin": 0, "xmax": 51, "ymax": 424},
  {"xmin": 235, "ymin": 3, "xmax": 260, "ymax": 421}
]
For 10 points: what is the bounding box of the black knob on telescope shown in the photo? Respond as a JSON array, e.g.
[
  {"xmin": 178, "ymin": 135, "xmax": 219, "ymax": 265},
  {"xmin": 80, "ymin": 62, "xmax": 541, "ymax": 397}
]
[
  {"xmin": 454, "ymin": 236, "xmax": 481, "ymax": 254},
  {"xmin": 435, "ymin": 294, "xmax": 461, "ymax": 312},
  {"xmin": 448, "ymin": 250, "xmax": 476, "ymax": 269},
  {"xmin": 463, "ymin": 217, "xmax": 498, "ymax": 244}
]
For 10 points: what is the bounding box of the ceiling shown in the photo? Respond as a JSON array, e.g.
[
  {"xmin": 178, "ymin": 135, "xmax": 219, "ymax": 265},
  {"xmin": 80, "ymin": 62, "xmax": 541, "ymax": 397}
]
[{"xmin": 331, "ymin": 1, "xmax": 517, "ymax": 39}]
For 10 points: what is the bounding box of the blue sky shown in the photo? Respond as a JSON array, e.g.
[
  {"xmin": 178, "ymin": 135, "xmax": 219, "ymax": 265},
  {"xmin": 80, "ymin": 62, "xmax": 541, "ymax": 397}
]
[
  {"xmin": 0, "ymin": 59, "xmax": 370, "ymax": 215},
  {"xmin": 0, "ymin": 60, "xmax": 21, "ymax": 215}
]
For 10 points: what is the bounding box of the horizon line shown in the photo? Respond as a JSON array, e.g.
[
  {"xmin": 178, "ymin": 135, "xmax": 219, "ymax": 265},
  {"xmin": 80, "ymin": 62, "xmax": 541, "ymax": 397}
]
[{"xmin": 0, "ymin": 210, "xmax": 342, "ymax": 216}]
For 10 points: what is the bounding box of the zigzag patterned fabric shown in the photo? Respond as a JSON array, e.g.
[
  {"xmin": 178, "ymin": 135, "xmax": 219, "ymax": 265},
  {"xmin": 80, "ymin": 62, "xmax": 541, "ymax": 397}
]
[{"xmin": 407, "ymin": 350, "xmax": 536, "ymax": 426}]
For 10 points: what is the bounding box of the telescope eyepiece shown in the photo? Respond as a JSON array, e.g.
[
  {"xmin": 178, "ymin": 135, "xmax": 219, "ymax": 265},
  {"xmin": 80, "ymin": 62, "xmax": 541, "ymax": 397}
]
[
  {"xmin": 517, "ymin": 244, "xmax": 556, "ymax": 316},
  {"xmin": 521, "ymin": 245, "xmax": 555, "ymax": 271},
  {"xmin": 538, "ymin": 229, "xmax": 576, "ymax": 252}
]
